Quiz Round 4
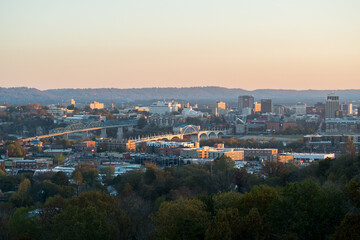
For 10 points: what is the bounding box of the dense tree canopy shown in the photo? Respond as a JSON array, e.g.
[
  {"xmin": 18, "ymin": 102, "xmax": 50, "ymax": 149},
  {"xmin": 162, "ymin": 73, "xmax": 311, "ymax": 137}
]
[{"xmin": 1, "ymin": 153, "xmax": 360, "ymax": 239}]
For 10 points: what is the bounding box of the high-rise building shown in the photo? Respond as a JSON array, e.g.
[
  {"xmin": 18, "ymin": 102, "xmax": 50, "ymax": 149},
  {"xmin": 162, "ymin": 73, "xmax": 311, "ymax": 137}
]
[
  {"xmin": 238, "ymin": 95, "xmax": 254, "ymax": 110},
  {"xmin": 216, "ymin": 101, "xmax": 227, "ymax": 115},
  {"xmin": 253, "ymin": 102, "xmax": 261, "ymax": 113},
  {"xmin": 294, "ymin": 102, "xmax": 307, "ymax": 115},
  {"xmin": 325, "ymin": 94, "xmax": 339, "ymax": 118},
  {"xmin": 216, "ymin": 101, "xmax": 226, "ymax": 110},
  {"xmin": 273, "ymin": 104, "xmax": 285, "ymax": 115},
  {"xmin": 261, "ymin": 99, "xmax": 272, "ymax": 113},
  {"xmin": 340, "ymin": 103, "xmax": 353, "ymax": 116}
]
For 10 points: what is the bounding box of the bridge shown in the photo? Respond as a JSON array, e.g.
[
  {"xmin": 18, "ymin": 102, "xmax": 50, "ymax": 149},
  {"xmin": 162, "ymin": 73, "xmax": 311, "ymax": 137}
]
[
  {"xmin": 129, "ymin": 125, "xmax": 227, "ymax": 144},
  {"xmin": 22, "ymin": 120, "xmax": 138, "ymax": 142}
]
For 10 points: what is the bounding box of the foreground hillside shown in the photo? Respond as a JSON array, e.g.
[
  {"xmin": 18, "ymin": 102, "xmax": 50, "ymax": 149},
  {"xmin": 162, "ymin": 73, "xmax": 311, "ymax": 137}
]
[{"xmin": 1, "ymin": 154, "xmax": 360, "ymax": 240}]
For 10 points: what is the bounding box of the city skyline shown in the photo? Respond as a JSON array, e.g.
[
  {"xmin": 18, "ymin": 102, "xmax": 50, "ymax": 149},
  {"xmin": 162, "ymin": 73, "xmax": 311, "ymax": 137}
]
[{"xmin": 1, "ymin": 0, "xmax": 360, "ymax": 90}]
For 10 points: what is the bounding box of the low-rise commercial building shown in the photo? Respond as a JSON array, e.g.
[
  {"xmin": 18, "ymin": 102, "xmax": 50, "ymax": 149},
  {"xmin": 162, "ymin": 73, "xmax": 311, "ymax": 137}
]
[
  {"xmin": 3, "ymin": 158, "xmax": 53, "ymax": 173},
  {"xmin": 237, "ymin": 148, "xmax": 278, "ymax": 161},
  {"xmin": 180, "ymin": 147, "xmax": 210, "ymax": 159},
  {"xmin": 278, "ymin": 154, "xmax": 295, "ymax": 164},
  {"xmin": 208, "ymin": 148, "xmax": 244, "ymax": 161},
  {"xmin": 293, "ymin": 153, "xmax": 335, "ymax": 162},
  {"xmin": 90, "ymin": 101, "xmax": 104, "ymax": 110},
  {"xmin": 304, "ymin": 134, "xmax": 360, "ymax": 152},
  {"xmin": 325, "ymin": 118, "xmax": 359, "ymax": 133}
]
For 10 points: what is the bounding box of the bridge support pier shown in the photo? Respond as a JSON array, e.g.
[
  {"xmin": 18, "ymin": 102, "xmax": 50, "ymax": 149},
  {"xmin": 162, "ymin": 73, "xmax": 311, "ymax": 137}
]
[
  {"xmin": 64, "ymin": 133, "xmax": 69, "ymax": 139},
  {"xmin": 100, "ymin": 128, "xmax": 107, "ymax": 138},
  {"xmin": 83, "ymin": 131, "xmax": 88, "ymax": 139},
  {"xmin": 117, "ymin": 127, "xmax": 124, "ymax": 139}
]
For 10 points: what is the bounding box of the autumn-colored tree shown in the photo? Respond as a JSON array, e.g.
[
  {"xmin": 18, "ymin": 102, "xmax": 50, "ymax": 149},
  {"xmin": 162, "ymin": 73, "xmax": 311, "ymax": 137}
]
[
  {"xmin": 53, "ymin": 153, "xmax": 65, "ymax": 165},
  {"xmin": 261, "ymin": 161, "xmax": 290, "ymax": 178},
  {"xmin": 5, "ymin": 141, "xmax": 25, "ymax": 157},
  {"xmin": 72, "ymin": 171, "xmax": 83, "ymax": 196},
  {"xmin": 10, "ymin": 178, "xmax": 33, "ymax": 207}
]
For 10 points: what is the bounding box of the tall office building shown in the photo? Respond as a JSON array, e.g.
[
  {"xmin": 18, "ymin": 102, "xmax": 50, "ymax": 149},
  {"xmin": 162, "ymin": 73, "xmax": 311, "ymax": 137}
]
[
  {"xmin": 294, "ymin": 102, "xmax": 307, "ymax": 115},
  {"xmin": 340, "ymin": 102, "xmax": 353, "ymax": 116},
  {"xmin": 238, "ymin": 95, "xmax": 254, "ymax": 110},
  {"xmin": 216, "ymin": 101, "xmax": 227, "ymax": 115},
  {"xmin": 273, "ymin": 104, "xmax": 285, "ymax": 115},
  {"xmin": 216, "ymin": 101, "xmax": 226, "ymax": 110},
  {"xmin": 253, "ymin": 102, "xmax": 261, "ymax": 113},
  {"xmin": 325, "ymin": 94, "xmax": 339, "ymax": 118},
  {"xmin": 261, "ymin": 99, "xmax": 272, "ymax": 113}
]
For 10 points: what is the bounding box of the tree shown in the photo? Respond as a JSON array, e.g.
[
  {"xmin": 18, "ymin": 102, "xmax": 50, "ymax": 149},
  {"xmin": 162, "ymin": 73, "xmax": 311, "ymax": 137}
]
[
  {"xmin": 211, "ymin": 156, "xmax": 236, "ymax": 192},
  {"xmin": 344, "ymin": 137, "xmax": 356, "ymax": 155},
  {"xmin": 52, "ymin": 191, "xmax": 132, "ymax": 240},
  {"xmin": 10, "ymin": 178, "xmax": 33, "ymax": 207},
  {"xmin": 53, "ymin": 154, "xmax": 65, "ymax": 165},
  {"xmin": 241, "ymin": 208, "xmax": 269, "ymax": 240},
  {"xmin": 72, "ymin": 171, "xmax": 83, "ymax": 196},
  {"xmin": 143, "ymin": 163, "xmax": 157, "ymax": 185},
  {"xmin": 153, "ymin": 199, "xmax": 210, "ymax": 240},
  {"xmin": 8, "ymin": 207, "xmax": 41, "ymax": 239},
  {"xmin": 212, "ymin": 191, "xmax": 242, "ymax": 212},
  {"xmin": 55, "ymin": 138, "xmax": 71, "ymax": 149},
  {"xmin": 51, "ymin": 171, "xmax": 69, "ymax": 186},
  {"xmin": 137, "ymin": 117, "xmax": 147, "ymax": 129},
  {"xmin": 30, "ymin": 180, "xmax": 73, "ymax": 203},
  {"xmin": 205, "ymin": 208, "xmax": 241, "ymax": 240},
  {"xmin": 234, "ymin": 168, "xmax": 250, "ymax": 193},
  {"xmin": 5, "ymin": 141, "xmax": 24, "ymax": 157},
  {"xmin": 38, "ymin": 195, "xmax": 66, "ymax": 239},
  {"xmin": 0, "ymin": 166, "xmax": 6, "ymax": 176},
  {"xmin": 267, "ymin": 179, "xmax": 345, "ymax": 240},
  {"xmin": 30, "ymin": 146, "xmax": 42, "ymax": 153},
  {"xmin": 80, "ymin": 167, "xmax": 100, "ymax": 189},
  {"xmin": 261, "ymin": 161, "xmax": 290, "ymax": 179},
  {"xmin": 100, "ymin": 166, "xmax": 115, "ymax": 181},
  {"xmin": 239, "ymin": 185, "xmax": 278, "ymax": 216},
  {"xmin": 332, "ymin": 213, "xmax": 360, "ymax": 240},
  {"xmin": 343, "ymin": 179, "xmax": 360, "ymax": 208},
  {"xmin": 67, "ymin": 104, "xmax": 75, "ymax": 110}
]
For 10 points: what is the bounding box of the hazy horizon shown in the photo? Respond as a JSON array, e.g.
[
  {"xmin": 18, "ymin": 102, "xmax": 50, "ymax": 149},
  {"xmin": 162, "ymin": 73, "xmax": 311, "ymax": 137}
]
[
  {"xmin": 2, "ymin": 85, "xmax": 360, "ymax": 92},
  {"xmin": 1, "ymin": 0, "xmax": 359, "ymax": 90}
]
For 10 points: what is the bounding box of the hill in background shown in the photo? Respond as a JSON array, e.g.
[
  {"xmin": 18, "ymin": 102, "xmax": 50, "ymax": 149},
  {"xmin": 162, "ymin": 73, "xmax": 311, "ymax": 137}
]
[{"xmin": 1, "ymin": 87, "xmax": 359, "ymax": 105}]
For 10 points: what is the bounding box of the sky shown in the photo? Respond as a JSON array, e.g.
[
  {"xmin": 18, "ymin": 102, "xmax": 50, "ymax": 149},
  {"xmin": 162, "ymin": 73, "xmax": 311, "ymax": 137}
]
[{"xmin": 0, "ymin": 0, "xmax": 359, "ymax": 90}]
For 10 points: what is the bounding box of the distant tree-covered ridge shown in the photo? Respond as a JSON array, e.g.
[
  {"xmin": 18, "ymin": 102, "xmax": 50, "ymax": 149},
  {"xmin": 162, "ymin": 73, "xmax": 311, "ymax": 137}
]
[{"xmin": 1, "ymin": 87, "xmax": 360, "ymax": 104}]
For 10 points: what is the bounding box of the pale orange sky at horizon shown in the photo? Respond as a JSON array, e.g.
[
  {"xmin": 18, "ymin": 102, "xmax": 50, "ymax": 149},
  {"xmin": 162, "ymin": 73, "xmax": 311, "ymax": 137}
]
[{"xmin": 1, "ymin": 0, "xmax": 359, "ymax": 90}]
